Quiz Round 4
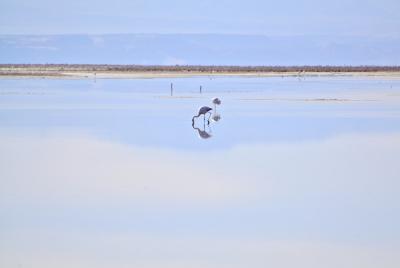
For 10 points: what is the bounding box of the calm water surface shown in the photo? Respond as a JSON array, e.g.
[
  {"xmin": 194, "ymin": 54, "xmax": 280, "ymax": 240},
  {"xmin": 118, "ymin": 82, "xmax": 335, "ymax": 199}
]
[{"xmin": 1, "ymin": 76, "xmax": 400, "ymax": 268}]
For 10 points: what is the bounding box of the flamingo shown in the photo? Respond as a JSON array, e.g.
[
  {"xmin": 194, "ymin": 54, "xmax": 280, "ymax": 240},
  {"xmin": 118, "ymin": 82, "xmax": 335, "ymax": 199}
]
[
  {"xmin": 212, "ymin": 97, "xmax": 221, "ymax": 112},
  {"xmin": 192, "ymin": 106, "xmax": 213, "ymax": 125}
]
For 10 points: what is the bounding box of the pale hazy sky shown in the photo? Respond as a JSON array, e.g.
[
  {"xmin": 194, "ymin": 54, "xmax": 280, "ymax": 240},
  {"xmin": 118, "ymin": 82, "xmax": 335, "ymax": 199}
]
[{"xmin": 1, "ymin": 0, "xmax": 399, "ymax": 36}]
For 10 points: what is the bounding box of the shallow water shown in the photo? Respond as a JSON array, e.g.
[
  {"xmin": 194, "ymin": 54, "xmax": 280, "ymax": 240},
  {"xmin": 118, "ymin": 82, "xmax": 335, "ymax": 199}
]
[{"xmin": 1, "ymin": 76, "xmax": 400, "ymax": 268}]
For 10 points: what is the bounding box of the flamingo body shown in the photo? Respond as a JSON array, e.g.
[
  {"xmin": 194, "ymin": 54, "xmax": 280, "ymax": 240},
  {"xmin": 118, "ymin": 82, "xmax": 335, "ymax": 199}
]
[{"xmin": 192, "ymin": 106, "xmax": 213, "ymax": 125}]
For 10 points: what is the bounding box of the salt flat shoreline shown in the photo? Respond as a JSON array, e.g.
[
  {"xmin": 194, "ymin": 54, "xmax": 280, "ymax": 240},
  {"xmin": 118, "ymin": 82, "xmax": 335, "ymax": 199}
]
[
  {"xmin": 1, "ymin": 65, "xmax": 400, "ymax": 79},
  {"xmin": 2, "ymin": 71, "xmax": 400, "ymax": 79}
]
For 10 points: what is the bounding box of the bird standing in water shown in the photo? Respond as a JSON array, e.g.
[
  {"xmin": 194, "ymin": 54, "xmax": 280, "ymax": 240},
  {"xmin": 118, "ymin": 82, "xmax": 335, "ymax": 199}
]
[
  {"xmin": 192, "ymin": 106, "xmax": 213, "ymax": 125},
  {"xmin": 211, "ymin": 97, "xmax": 222, "ymax": 122},
  {"xmin": 212, "ymin": 97, "xmax": 221, "ymax": 112}
]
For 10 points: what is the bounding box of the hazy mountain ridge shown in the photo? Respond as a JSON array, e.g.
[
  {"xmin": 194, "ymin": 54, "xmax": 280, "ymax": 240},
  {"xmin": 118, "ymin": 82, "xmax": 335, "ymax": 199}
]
[{"xmin": 1, "ymin": 34, "xmax": 399, "ymax": 65}]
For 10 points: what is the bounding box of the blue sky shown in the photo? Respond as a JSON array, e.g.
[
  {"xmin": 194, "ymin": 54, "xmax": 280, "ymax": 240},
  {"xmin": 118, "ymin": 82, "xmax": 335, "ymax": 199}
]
[{"xmin": 1, "ymin": 0, "xmax": 399, "ymax": 36}]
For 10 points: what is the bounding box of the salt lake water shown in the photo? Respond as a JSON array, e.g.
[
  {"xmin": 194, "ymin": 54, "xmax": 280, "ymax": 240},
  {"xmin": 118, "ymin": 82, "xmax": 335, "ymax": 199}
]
[{"xmin": 1, "ymin": 76, "xmax": 400, "ymax": 268}]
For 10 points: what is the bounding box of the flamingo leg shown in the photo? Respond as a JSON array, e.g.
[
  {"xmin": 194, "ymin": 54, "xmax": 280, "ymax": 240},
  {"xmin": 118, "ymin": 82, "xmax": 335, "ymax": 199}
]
[{"xmin": 207, "ymin": 112, "xmax": 212, "ymax": 125}]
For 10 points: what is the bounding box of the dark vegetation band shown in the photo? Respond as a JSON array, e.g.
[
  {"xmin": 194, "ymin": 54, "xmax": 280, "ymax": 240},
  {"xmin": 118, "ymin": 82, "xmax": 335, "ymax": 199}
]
[{"xmin": 1, "ymin": 64, "xmax": 400, "ymax": 73}]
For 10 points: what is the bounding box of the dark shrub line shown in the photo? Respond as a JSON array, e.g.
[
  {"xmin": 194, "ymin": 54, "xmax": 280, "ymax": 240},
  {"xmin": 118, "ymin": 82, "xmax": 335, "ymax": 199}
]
[{"xmin": 1, "ymin": 64, "xmax": 400, "ymax": 73}]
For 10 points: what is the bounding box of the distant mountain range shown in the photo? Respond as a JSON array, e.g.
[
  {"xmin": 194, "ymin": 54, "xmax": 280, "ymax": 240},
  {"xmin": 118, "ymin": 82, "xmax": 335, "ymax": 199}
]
[{"xmin": 1, "ymin": 34, "xmax": 399, "ymax": 65}]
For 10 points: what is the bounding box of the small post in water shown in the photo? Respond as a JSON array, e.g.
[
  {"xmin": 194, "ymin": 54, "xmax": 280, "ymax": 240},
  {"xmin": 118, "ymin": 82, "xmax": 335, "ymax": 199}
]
[
  {"xmin": 200, "ymin": 85, "xmax": 202, "ymax": 94},
  {"xmin": 170, "ymin": 83, "xmax": 173, "ymax": 96}
]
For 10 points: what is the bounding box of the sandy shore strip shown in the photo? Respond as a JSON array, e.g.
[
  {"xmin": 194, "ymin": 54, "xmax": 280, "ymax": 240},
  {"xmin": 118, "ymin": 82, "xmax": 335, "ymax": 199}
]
[
  {"xmin": 2, "ymin": 71, "xmax": 400, "ymax": 79},
  {"xmin": 1, "ymin": 65, "xmax": 400, "ymax": 79}
]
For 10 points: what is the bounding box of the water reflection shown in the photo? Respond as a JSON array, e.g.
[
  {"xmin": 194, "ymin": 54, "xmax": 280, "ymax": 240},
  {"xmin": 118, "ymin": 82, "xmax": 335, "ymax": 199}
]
[
  {"xmin": 192, "ymin": 123, "xmax": 212, "ymax": 139},
  {"xmin": 1, "ymin": 77, "xmax": 400, "ymax": 268},
  {"xmin": 211, "ymin": 113, "xmax": 221, "ymax": 122}
]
